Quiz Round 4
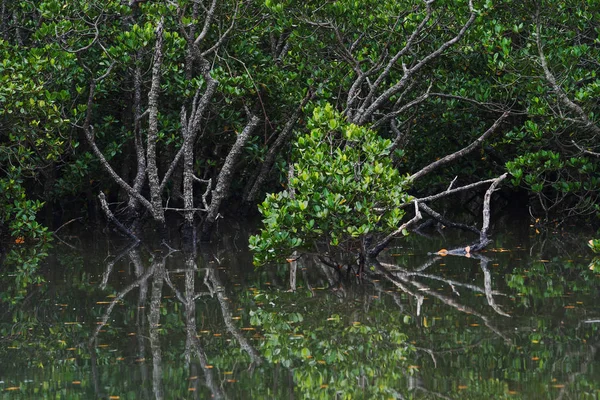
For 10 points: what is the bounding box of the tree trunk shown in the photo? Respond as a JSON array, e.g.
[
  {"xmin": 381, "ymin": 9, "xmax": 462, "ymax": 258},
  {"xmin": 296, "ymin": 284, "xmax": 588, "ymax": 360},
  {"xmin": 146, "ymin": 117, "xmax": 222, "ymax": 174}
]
[{"xmin": 201, "ymin": 115, "xmax": 260, "ymax": 241}]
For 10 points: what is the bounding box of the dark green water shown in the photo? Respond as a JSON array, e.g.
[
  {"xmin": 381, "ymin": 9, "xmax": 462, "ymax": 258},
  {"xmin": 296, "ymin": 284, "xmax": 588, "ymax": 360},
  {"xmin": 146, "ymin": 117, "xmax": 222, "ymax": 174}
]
[{"xmin": 1, "ymin": 224, "xmax": 599, "ymax": 399}]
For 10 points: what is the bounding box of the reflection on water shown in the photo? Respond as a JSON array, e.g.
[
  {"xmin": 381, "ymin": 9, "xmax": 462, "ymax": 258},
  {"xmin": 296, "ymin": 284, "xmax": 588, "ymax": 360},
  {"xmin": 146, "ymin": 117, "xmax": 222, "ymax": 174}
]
[{"xmin": 0, "ymin": 224, "xmax": 599, "ymax": 399}]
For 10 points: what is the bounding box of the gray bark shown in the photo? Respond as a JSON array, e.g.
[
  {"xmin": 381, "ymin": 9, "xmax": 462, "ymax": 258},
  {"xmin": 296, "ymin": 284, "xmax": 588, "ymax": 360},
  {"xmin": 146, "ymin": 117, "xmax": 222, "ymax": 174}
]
[
  {"xmin": 408, "ymin": 112, "xmax": 508, "ymax": 182},
  {"xmin": 127, "ymin": 60, "xmax": 147, "ymax": 215},
  {"xmin": 202, "ymin": 115, "xmax": 260, "ymax": 240},
  {"xmin": 244, "ymin": 91, "xmax": 312, "ymax": 203},
  {"xmin": 146, "ymin": 19, "xmax": 166, "ymax": 225},
  {"xmin": 180, "ymin": 56, "xmax": 219, "ymax": 226},
  {"xmin": 343, "ymin": 0, "xmax": 476, "ymax": 127},
  {"xmin": 368, "ymin": 201, "xmax": 422, "ymax": 257}
]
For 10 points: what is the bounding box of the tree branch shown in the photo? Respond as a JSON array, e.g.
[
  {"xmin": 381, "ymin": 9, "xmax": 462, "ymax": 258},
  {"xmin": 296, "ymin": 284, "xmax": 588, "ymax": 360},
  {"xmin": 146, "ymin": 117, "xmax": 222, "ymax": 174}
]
[{"xmin": 408, "ymin": 112, "xmax": 508, "ymax": 182}]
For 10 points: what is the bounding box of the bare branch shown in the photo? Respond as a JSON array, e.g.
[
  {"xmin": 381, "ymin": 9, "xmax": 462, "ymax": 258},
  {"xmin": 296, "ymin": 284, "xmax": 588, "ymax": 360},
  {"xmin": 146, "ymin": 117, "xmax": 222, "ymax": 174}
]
[
  {"xmin": 419, "ymin": 203, "xmax": 481, "ymax": 235},
  {"xmin": 408, "ymin": 112, "xmax": 508, "ymax": 182},
  {"xmin": 244, "ymin": 90, "xmax": 314, "ymax": 203},
  {"xmin": 536, "ymin": 14, "xmax": 600, "ymax": 136},
  {"xmin": 356, "ymin": 0, "xmax": 476, "ymax": 124},
  {"xmin": 572, "ymin": 140, "xmax": 600, "ymax": 157},
  {"xmin": 368, "ymin": 201, "xmax": 422, "ymax": 257},
  {"xmin": 202, "ymin": 114, "xmax": 261, "ymax": 239},
  {"xmin": 480, "ymin": 172, "xmax": 507, "ymax": 240},
  {"xmin": 193, "ymin": 0, "xmax": 218, "ymax": 46},
  {"xmin": 201, "ymin": 1, "xmax": 241, "ymax": 57}
]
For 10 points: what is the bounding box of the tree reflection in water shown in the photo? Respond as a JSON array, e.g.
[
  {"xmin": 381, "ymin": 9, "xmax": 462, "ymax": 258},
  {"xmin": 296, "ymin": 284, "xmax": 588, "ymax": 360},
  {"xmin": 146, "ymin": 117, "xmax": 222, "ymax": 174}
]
[
  {"xmin": 1, "ymin": 230, "xmax": 597, "ymax": 399},
  {"xmin": 89, "ymin": 244, "xmax": 263, "ymax": 399}
]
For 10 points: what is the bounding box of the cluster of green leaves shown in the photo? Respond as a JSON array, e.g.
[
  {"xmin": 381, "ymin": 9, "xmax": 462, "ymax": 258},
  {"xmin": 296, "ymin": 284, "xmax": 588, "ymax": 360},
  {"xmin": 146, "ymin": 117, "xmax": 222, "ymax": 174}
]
[
  {"xmin": 249, "ymin": 104, "xmax": 411, "ymax": 265},
  {"xmin": 0, "ymin": 177, "xmax": 48, "ymax": 241},
  {"xmin": 483, "ymin": 1, "xmax": 600, "ymax": 220},
  {"xmin": 0, "ymin": 37, "xmax": 75, "ymax": 240},
  {"xmin": 506, "ymin": 149, "xmax": 600, "ymax": 218}
]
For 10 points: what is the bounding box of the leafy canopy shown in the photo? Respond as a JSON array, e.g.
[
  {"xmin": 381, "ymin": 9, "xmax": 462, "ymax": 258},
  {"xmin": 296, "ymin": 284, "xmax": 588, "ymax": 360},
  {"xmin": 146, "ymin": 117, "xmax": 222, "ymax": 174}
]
[{"xmin": 249, "ymin": 104, "xmax": 412, "ymax": 265}]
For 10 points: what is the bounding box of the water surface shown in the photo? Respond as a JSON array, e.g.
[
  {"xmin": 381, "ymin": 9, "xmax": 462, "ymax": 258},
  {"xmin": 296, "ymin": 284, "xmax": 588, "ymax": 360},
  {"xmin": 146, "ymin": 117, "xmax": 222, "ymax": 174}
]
[{"xmin": 1, "ymin": 223, "xmax": 598, "ymax": 399}]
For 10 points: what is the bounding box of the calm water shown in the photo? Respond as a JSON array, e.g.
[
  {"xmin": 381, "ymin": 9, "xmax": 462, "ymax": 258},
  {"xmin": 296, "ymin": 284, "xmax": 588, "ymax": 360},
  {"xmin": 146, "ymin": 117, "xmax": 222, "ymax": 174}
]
[{"xmin": 0, "ymin": 223, "xmax": 599, "ymax": 399}]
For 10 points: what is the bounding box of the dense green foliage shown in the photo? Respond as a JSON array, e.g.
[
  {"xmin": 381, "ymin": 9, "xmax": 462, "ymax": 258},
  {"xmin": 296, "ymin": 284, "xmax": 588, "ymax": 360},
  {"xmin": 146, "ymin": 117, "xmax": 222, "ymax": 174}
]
[
  {"xmin": 249, "ymin": 104, "xmax": 411, "ymax": 265},
  {"xmin": 0, "ymin": 0, "xmax": 598, "ymax": 246}
]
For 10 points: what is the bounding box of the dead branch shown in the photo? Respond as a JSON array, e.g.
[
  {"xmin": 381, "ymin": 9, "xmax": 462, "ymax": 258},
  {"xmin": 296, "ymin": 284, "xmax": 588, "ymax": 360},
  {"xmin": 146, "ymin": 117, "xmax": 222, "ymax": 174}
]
[
  {"xmin": 244, "ymin": 90, "xmax": 313, "ymax": 203},
  {"xmin": 536, "ymin": 13, "xmax": 600, "ymax": 136},
  {"xmin": 572, "ymin": 140, "xmax": 600, "ymax": 157},
  {"xmin": 408, "ymin": 112, "xmax": 509, "ymax": 182},
  {"xmin": 368, "ymin": 201, "xmax": 422, "ymax": 257},
  {"xmin": 98, "ymin": 192, "xmax": 140, "ymax": 243},
  {"xmin": 355, "ymin": 0, "xmax": 476, "ymax": 125},
  {"xmin": 418, "ymin": 203, "xmax": 481, "ymax": 235}
]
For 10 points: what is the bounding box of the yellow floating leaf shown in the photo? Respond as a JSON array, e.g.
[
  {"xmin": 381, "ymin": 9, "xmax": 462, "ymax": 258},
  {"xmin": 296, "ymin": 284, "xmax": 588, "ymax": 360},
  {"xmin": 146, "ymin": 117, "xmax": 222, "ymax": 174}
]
[
  {"xmin": 5, "ymin": 387, "xmax": 20, "ymax": 391},
  {"xmin": 531, "ymin": 357, "xmax": 540, "ymax": 361},
  {"xmin": 224, "ymin": 371, "xmax": 234, "ymax": 375},
  {"xmin": 458, "ymin": 385, "xmax": 468, "ymax": 390},
  {"xmin": 188, "ymin": 388, "xmax": 196, "ymax": 391},
  {"xmin": 552, "ymin": 384, "xmax": 565, "ymax": 388},
  {"xmin": 72, "ymin": 381, "xmax": 81, "ymax": 385}
]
